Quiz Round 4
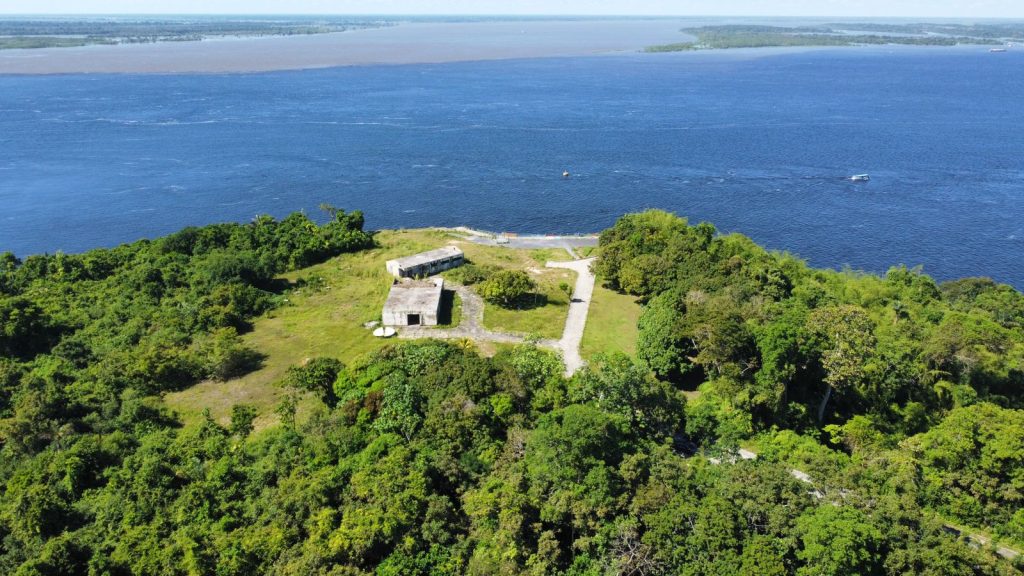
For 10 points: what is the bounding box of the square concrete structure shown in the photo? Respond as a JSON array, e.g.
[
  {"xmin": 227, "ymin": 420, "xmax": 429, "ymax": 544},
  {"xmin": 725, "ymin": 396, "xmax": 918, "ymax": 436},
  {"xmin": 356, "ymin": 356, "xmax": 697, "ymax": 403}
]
[
  {"xmin": 386, "ymin": 246, "xmax": 464, "ymax": 278},
  {"xmin": 382, "ymin": 278, "xmax": 444, "ymax": 327}
]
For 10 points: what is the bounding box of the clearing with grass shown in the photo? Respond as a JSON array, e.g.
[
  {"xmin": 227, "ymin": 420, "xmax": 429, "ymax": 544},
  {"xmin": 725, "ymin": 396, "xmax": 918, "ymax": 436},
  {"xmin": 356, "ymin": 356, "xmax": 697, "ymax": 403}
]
[{"xmin": 165, "ymin": 228, "xmax": 614, "ymax": 428}]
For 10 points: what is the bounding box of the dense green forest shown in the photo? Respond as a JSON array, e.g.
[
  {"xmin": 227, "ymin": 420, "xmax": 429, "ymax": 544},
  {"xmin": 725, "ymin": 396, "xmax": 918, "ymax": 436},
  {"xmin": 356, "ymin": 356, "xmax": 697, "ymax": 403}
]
[
  {"xmin": 645, "ymin": 23, "xmax": 1012, "ymax": 52},
  {"xmin": 0, "ymin": 17, "xmax": 389, "ymax": 50},
  {"xmin": 0, "ymin": 37, "xmax": 116, "ymax": 50},
  {"xmin": 1, "ymin": 209, "xmax": 1022, "ymax": 574}
]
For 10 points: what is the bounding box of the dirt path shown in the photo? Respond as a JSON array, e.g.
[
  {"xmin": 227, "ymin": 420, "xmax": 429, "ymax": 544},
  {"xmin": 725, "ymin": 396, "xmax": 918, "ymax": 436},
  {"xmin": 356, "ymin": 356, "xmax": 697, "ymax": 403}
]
[{"xmin": 546, "ymin": 258, "xmax": 597, "ymax": 376}]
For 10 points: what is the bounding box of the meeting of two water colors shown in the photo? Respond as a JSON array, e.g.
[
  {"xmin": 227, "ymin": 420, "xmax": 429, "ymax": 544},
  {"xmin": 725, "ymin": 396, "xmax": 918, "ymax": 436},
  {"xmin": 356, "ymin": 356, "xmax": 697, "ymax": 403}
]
[{"xmin": 1, "ymin": 46, "xmax": 1022, "ymax": 288}]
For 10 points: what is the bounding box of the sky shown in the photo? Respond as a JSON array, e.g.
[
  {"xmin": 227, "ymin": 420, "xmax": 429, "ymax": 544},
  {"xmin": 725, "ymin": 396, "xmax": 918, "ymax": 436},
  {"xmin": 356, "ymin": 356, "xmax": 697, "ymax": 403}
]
[{"xmin": 0, "ymin": 0, "xmax": 1022, "ymax": 18}]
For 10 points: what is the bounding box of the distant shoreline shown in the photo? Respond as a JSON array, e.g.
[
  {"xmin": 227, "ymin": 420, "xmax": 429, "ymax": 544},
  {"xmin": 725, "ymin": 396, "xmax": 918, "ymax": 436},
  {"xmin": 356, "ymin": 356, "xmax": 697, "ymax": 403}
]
[
  {"xmin": 644, "ymin": 23, "xmax": 1017, "ymax": 53},
  {"xmin": 0, "ymin": 19, "xmax": 692, "ymax": 74}
]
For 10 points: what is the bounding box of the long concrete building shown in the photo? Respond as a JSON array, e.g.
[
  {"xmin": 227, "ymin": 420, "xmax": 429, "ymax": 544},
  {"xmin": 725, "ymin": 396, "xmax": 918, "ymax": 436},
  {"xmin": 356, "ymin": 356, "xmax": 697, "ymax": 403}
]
[
  {"xmin": 386, "ymin": 246, "xmax": 464, "ymax": 278},
  {"xmin": 382, "ymin": 278, "xmax": 444, "ymax": 327}
]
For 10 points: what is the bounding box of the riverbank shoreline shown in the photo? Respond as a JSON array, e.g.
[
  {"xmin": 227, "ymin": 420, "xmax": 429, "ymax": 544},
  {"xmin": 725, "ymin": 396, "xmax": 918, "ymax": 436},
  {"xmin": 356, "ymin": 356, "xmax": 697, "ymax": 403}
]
[{"xmin": 0, "ymin": 19, "xmax": 691, "ymax": 75}]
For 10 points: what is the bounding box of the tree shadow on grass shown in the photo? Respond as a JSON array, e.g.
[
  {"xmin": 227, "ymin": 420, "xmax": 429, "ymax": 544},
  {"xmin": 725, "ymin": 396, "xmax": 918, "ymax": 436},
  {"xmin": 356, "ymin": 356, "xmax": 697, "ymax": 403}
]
[
  {"xmin": 501, "ymin": 292, "xmax": 550, "ymax": 312},
  {"xmin": 264, "ymin": 277, "xmax": 294, "ymax": 293}
]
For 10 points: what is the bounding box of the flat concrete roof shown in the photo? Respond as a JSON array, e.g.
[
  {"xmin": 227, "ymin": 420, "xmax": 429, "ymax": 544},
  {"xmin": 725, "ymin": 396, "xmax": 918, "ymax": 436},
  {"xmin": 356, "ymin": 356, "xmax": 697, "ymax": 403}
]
[
  {"xmin": 383, "ymin": 278, "xmax": 444, "ymax": 313},
  {"xmin": 387, "ymin": 246, "xmax": 463, "ymax": 270}
]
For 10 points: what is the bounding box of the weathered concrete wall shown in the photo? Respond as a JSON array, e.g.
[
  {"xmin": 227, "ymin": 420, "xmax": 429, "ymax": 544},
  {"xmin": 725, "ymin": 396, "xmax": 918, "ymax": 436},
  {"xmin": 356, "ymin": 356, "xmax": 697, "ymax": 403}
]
[
  {"xmin": 386, "ymin": 248, "xmax": 465, "ymax": 278},
  {"xmin": 382, "ymin": 308, "xmax": 439, "ymax": 327},
  {"xmin": 398, "ymin": 255, "xmax": 464, "ymax": 278},
  {"xmin": 381, "ymin": 278, "xmax": 444, "ymax": 327},
  {"xmin": 382, "ymin": 309, "xmax": 406, "ymax": 326}
]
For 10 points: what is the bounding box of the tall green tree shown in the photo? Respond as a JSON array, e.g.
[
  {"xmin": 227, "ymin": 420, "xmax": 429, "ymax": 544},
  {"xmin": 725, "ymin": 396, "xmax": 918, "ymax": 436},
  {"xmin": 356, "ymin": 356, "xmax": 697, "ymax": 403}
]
[
  {"xmin": 804, "ymin": 305, "xmax": 877, "ymax": 422},
  {"xmin": 795, "ymin": 506, "xmax": 883, "ymax": 576},
  {"xmin": 478, "ymin": 270, "xmax": 536, "ymax": 307}
]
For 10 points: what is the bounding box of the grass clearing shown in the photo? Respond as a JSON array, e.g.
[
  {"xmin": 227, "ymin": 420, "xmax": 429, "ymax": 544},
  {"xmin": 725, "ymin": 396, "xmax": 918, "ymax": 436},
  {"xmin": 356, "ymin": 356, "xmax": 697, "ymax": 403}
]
[
  {"xmin": 164, "ymin": 229, "xmax": 579, "ymax": 428},
  {"xmin": 580, "ymin": 282, "xmax": 643, "ymax": 360},
  {"xmin": 166, "ymin": 229, "xmax": 454, "ymax": 428},
  {"xmin": 482, "ymin": 266, "xmax": 575, "ymax": 340},
  {"xmin": 451, "ymin": 242, "xmax": 575, "ymax": 340},
  {"xmin": 472, "ymin": 340, "xmax": 519, "ymax": 358},
  {"xmin": 454, "ymin": 243, "xmax": 573, "ymax": 269}
]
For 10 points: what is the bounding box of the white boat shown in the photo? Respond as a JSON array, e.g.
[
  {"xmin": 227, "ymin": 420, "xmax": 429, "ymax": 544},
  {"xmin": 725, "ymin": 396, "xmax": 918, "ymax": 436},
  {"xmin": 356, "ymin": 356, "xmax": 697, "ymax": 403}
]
[
  {"xmin": 850, "ymin": 174, "xmax": 870, "ymax": 182},
  {"xmin": 990, "ymin": 48, "xmax": 1008, "ymax": 53}
]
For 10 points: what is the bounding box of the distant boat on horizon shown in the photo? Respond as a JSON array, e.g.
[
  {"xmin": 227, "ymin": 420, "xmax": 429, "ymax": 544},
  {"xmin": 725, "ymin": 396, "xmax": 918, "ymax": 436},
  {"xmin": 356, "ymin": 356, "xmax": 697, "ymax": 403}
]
[
  {"xmin": 850, "ymin": 174, "xmax": 870, "ymax": 182},
  {"xmin": 990, "ymin": 47, "xmax": 1008, "ymax": 53}
]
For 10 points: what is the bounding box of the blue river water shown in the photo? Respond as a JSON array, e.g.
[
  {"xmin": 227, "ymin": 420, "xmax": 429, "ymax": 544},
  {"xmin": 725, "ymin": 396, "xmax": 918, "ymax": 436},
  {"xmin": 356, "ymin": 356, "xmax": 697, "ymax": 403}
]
[{"xmin": 1, "ymin": 47, "xmax": 1023, "ymax": 287}]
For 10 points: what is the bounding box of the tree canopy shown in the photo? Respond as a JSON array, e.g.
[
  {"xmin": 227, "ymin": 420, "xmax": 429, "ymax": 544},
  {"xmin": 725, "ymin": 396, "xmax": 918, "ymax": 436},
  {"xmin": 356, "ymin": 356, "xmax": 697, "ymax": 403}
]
[
  {"xmin": 478, "ymin": 270, "xmax": 536, "ymax": 307},
  {"xmin": 1, "ymin": 209, "xmax": 1022, "ymax": 574}
]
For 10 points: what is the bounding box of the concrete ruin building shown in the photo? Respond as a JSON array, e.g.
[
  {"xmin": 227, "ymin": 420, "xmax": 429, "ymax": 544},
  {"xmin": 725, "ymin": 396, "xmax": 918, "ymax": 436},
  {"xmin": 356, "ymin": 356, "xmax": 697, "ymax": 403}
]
[
  {"xmin": 382, "ymin": 277, "xmax": 444, "ymax": 327},
  {"xmin": 386, "ymin": 246, "xmax": 464, "ymax": 278}
]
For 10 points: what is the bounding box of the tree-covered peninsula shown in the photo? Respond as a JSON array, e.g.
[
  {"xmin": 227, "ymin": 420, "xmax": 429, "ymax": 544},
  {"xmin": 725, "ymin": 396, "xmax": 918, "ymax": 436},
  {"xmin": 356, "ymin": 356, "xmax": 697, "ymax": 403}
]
[
  {"xmin": 0, "ymin": 17, "xmax": 390, "ymax": 51},
  {"xmin": 645, "ymin": 23, "xmax": 1019, "ymax": 52},
  {"xmin": 0, "ymin": 209, "xmax": 1022, "ymax": 574}
]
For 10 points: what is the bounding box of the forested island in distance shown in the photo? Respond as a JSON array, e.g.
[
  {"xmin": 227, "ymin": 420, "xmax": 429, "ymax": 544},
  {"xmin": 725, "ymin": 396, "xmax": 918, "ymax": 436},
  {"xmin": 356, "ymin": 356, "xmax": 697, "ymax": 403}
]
[
  {"xmin": 0, "ymin": 16, "xmax": 393, "ymax": 50},
  {"xmin": 0, "ymin": 16, "xmax": 693, "ymax": 73},
  {"xmin": 646, "ymin": 22, "xmax": 1024, "ymax": 51},
  {"xmin": 1, "ymin": 208, "xmax": 1022, "ymax": 574},
  {"xmin": 0, "ymin": 15, "xmax": 693, "ymax": 52},
  {"xmin": 10, "ymin": 17, "xmax": 1024, "ymax": 53}
]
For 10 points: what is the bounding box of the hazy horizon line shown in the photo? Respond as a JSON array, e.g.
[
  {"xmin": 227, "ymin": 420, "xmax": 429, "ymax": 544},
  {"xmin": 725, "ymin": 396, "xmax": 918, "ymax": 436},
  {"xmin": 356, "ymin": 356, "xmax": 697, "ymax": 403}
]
[{"xmin": 1, "ymin": 12, "xmax": 1023, "ymax": 20}]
